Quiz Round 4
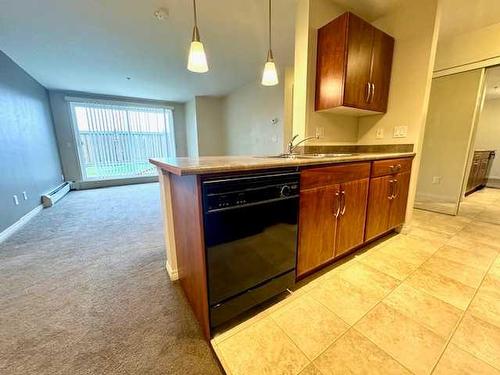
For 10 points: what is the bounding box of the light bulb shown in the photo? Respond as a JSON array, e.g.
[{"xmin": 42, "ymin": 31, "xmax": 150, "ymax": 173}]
[
  {"xmin": 187, "ymin": 41, "xmax": 208, "ymax": 73},
  {"xmin": 261, "ymin": 60, "xmax": 279, "ymax": 86}
]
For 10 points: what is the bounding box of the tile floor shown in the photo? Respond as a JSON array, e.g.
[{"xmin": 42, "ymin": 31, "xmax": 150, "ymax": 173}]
[{"xmin": 210, "ymin": 188, "xmax": 500, "ymax": 375}]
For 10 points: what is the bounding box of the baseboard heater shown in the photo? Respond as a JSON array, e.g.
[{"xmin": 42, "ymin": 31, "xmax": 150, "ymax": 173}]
[{"xmin": 42, "ymin": 182, "xmax": 71, "ymax": 208}]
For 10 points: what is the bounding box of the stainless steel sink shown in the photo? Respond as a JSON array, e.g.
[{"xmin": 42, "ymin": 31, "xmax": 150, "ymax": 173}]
[{"xmin": 255, "ymin": 153, "xmax": 355, "ymax": 159}]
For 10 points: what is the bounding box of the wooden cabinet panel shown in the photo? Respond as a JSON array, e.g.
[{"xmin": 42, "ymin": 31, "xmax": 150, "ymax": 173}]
[
  {"xmin": 371, "ymin": 158, "xmax": 412, "ymax": 177},
  {"xmin": 344, "ymin": 14, "xmax": 374, "ymax": 110},
  {"xmin": 335, "ymin": 178, "xmax": 369, "ymax": 257},
  {"xmin": 301, "ymin": 162, "xmax": 371, "ymax": 190},
  {"xmin": 315, "ymin": 13, "xmax": 348, "ymax": 110},
  {"xmin": 368, "ymin": 29, "xmax": 394, "ymax": 112},
  {"xmin": 389, "ymin": 171, "xmax": 411, "ymax": 229},
  {"xmin": 365, "ymin": 175, "xmax": 392, "ymax": 241},
  {"xmin": 297, "ymin": 186, "xmax": 338, "ymax": 276}
]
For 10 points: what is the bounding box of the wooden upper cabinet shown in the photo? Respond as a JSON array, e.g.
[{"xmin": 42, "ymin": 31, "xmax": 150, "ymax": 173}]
[
  {"xmin": 315, "ymin": 12, "xmax": 394, "ymax": 114},
  {"xmin": 343, "ymin": 14, "xmax": 374, "ymax": 110},
  {"xmin": 369, "ymin": 29, "xmax": 394, "ymax": 112}
]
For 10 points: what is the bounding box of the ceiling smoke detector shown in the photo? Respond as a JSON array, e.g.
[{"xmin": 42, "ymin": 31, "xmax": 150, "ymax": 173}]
[{"xmin": 154, "ymin": 8, "xmax": 169, "ymax": 21}]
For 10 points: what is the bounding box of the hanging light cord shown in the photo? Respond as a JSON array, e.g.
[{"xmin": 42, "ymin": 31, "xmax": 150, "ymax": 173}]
[
  {"xmin": 268, "ymin": 0, "xmax": 272, "ymax": 51},
  {"xmin": 193, "ymin": 0, "xmax": 198, "ymax": 27}
]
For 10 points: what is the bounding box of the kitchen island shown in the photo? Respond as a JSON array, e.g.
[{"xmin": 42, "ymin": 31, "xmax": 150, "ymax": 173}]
[{"xmin": 150, "ymin": 150, "xmax": 415, "ymax": 339}]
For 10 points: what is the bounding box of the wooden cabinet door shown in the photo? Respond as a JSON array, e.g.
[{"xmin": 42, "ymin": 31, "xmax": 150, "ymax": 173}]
[
  {"xmin": 297, "ymin": 185, "xmax": 338, "ymax": 276},
  {"xmin": 365, "ymin": 175, "xmax": 393, "ymax": 241},
  {"xmin": 335, "ymin": 178, "xmax": 369, "ymax": 257},
  {"xmin": 368, "ymin": 28, "xmax": 394, "ymax": 112},
  {"xmin": 389, "ymin": 171, "xmax": 411, "ymax": 229},
  {"xmin": 344, "ymin": 14, "xmax": 374, "ymax": 109},
  {"xmin": 479, "ymin": 158, "xmax": 489, "ymax": 186}
]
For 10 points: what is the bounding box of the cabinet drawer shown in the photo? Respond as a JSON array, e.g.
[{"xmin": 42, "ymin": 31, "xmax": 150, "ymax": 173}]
[
  {"xmin": 371, "ymin": 158, "xmax": 412, "ymax": 177},
  {"xmin": 301, "ymin": 162, "xmax": 371, "ymax": 190}
]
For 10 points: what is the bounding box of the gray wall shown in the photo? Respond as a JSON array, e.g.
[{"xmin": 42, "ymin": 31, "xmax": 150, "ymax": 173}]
[
  {"xmin": 0, "ymin": 51, "xmax": 63, "ymax": 232},
  {"xmin": 48, "ymin": 90, "xmax": 187, "ymax": 183}
]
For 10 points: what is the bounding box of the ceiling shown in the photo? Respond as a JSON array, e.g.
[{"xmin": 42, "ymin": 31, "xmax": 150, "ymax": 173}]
[
  {"xmin": 0, "ymin": 0, "xmax": 296, "ymax": 102},
  {"xmin": 328, "ymin": 0, "xmax": 402, "ymax": 21},
  {"xmin": 485, "ymin": 66, "xmax": 500, "ymax": 100},
  {"xmin": 439, "ymin": 0, "xmax": 500, "ymax": 39}
]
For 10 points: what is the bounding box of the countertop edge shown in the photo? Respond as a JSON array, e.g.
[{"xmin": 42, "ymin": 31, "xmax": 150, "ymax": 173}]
[{"xmin": 150, "ymin": 153, "xmax": 416, "ymax": 176}]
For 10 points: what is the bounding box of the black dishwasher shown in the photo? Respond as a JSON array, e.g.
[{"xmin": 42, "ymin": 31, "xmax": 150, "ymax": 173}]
[{"xmin": 202, "ymin": 170, "xmax": 299, "ymax": 327}]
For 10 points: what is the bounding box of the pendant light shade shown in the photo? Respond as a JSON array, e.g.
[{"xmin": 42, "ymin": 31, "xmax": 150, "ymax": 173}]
[
  {"xmin": 261, "ymin": 0, "xmax": 278, "ymax": 86},
  {"xmin": 261, "ymin": 51, "xmax": 279, "ymax": 86},
  {"xmin": 187, "ymin": 0, "xmax": 208, "ymax": 73}
]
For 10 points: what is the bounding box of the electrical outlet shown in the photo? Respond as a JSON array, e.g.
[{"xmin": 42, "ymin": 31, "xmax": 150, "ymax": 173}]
[
  {"xmin": 22, "ymin": 191, "xmax": 28, "ymax": 200},
  {"xmin": 432, "ymin": 176, "xmax": 441, "ymax": 184},
  {"xmin": 375, "ymin": 128, "xmax": 384, "ymax": 139},
  {"xmin": 393, "ymin": 126, "xmax": 408, "ymax": 138},
  {"xmin": 315, "ymin": 127, "xmax": 325, "ymax": 138},
  {"xmin": 13, "ymin": 195, "xmax": 19, "ymax": 205}
]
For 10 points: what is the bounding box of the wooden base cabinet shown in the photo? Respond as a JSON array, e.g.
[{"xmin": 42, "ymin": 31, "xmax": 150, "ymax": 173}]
[
  {"xmin": 466, "ymin": 150, "xmax": 495, "ymax": 195},
  {"xmin": 297, "ymin": 163, "xmax": 370, "ymax": 277},
  {"xmin": 365, "ymin": 159, "xmax": 413, "ymax": 241},
  {"xmin": 297, "ymin": 157, "xmax": 414, "ymax": 278}
]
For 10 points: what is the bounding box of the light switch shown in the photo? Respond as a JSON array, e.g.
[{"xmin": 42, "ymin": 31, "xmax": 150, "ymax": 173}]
[{"xmin": 393, "ymin": 127, "xmax": 400, "ymax": 138}]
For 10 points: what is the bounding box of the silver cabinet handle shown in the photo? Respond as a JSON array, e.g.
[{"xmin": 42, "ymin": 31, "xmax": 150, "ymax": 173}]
[
  {"xmin": 390, "ymin": 164, "xmax": 402, "ymax": 173},
  {"xmin": 388, "ymin": 179, "xmax": 394, "ymax": 200},
  {"xmin": 370, "ymin": 83, "xmax": 375, "ymax": 103},
  {"xmin": 365, "ymin": 82, "xmax": 371, "ymax": 103},
  {"xmin": 334, "ymin": 191, "xmax": 341, "ymax": 218},
  {"xmin": 392, "ymin": 179, "xmax": 399, "ymax": 199},
  {"xmin": 340, "ymin": 190, "xmax": 346, "ymax": 216}
]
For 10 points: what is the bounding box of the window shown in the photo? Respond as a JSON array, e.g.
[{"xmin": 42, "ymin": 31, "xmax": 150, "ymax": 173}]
[{"xmin": 68, "ymin": 99, "xmax": 175, "ymax": 180}]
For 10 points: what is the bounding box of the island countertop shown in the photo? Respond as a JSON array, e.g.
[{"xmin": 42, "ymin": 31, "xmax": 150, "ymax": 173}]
[{"xmin": 150, "ymin": 152, "xmax": 416, "ymax": 176}]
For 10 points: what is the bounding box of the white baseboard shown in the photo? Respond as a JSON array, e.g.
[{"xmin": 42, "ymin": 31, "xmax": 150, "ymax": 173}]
[
  {"xmin": 165, "ymin": 260, "xmax": 179, "ymax": 281},
  {"xmin": 0, "ymin": 205, "xmax": 43, "ymax": 244},
  {"xmin": 486, "ymin": 177, "xmax": 500, "ymax": 189}
]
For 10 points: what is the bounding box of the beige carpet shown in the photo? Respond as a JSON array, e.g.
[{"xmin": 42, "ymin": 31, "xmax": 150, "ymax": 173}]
[{"xmin": 0, "ymin": 183, "xmax": 221, "ymax": 374}]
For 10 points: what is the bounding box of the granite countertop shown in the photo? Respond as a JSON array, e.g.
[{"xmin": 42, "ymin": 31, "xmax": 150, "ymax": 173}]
[{"xmin": 150, "ymin": 152, "xmax": 416, "ymax": 176}]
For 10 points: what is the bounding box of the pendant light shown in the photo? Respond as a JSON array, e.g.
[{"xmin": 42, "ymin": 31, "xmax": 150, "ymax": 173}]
[
  {"xmin": 261, "ymin": 0, "xmax": 278, "ymax": 86},
  {"xmin": 187, "ymin": 0, "xmax": 208, "ymax": 73}
]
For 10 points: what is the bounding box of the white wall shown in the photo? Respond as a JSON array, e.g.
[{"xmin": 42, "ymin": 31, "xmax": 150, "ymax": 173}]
[
  {"xmin": 184, "ymin": 96, "xmax": 226, "ymax": 157},
  {"xmin": 222, "ymin": 77, "xmax": 285, "ymax": 156},
  {"xmin": 195, "ymin": 96, "xmax": 226, "ymax": 156},
  {"xmin": 292, "ymin": 0, "xmax": 359, "ymax": 145},
  {"xmin": 185, "ymin": 98, "xmax": 199, "ymax": 157},
  {"xmin": 435, "ymin": 22, "xmax": 500, "ymax": 72},
  {"xmin": 290, "ymin": 0, "xmax": 441, "ymax": 221},
  {"xmin": 475, "ymin": 98, "xmax": 500, "ymax": 182},
  {"xmin": 416, "ymin": 70, "xmax": 485, "ymax": 212}
]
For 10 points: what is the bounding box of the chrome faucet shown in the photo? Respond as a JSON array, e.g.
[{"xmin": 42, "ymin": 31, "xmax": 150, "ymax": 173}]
[{"xmin": 287, "ymin": 134, "xmax": 320, "ymax": 155}]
